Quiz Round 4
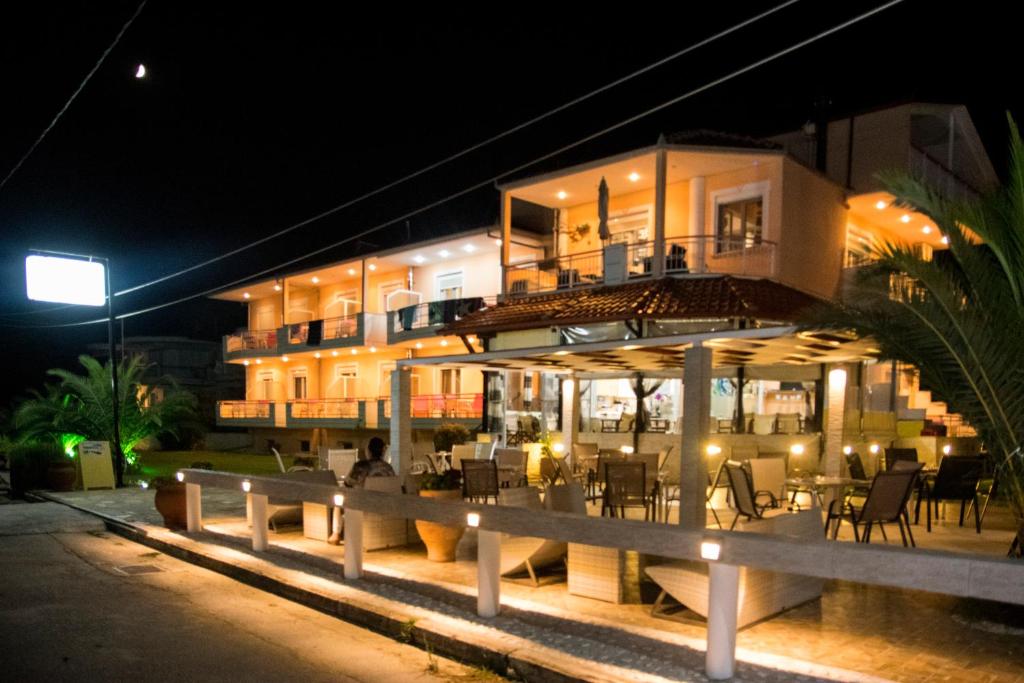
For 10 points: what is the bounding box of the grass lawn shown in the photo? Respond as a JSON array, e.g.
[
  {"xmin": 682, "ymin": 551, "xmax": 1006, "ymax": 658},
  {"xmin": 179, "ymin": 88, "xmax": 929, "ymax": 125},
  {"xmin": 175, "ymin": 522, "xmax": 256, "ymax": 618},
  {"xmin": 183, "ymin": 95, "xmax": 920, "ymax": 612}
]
[{"xmin": 133, "ymin": 450, "xmax": 297, "ymax": 481}]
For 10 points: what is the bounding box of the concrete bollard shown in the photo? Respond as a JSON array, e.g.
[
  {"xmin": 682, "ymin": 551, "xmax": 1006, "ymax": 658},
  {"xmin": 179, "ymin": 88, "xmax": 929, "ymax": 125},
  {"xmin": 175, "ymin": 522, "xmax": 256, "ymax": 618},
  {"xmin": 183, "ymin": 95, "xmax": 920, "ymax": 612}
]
[
  {"xmin": 344, "ymin": 509, "xmax": 363, "ymax": 580},
  {"xmin": 477, "ymin": 529, "xmax": 501, "ymax": 617},
  {"xmin": 250, "ymin": 493, "xmax": 268, "ymax": 551},
  {"xmin": 185, "ymin": 483, "xmax": 202, "ymax": 532},
  {"xmin": 705, "ymin": 562, "xmax": 740, "ymax": 680}
]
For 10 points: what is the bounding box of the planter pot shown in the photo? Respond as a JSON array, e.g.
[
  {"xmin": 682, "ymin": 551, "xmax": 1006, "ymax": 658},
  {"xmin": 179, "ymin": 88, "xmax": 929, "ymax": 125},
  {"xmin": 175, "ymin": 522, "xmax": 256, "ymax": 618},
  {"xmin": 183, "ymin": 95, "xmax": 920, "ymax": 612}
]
[
  {"xmin": 154, "ymin": 482, "xmax": 188, "ymax": 530},
  {"xmin": 415, "ymin": 489, "xmax": 465, "ymax": 562},
  {"xmin": 46, "ymin": 461, "xmax": 77, "ymax": 492},
  {"xmin": 1012, "ymin": 518, "xmax": 1024, "ymax": 559}
]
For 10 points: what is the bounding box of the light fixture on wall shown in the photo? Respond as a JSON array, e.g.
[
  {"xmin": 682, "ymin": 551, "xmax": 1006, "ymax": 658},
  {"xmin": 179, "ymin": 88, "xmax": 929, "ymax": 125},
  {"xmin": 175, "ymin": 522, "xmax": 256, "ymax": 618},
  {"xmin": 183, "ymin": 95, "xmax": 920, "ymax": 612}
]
[{"xmin": 706, "ymin": 445, "xmax": 722, "ymax": 456}]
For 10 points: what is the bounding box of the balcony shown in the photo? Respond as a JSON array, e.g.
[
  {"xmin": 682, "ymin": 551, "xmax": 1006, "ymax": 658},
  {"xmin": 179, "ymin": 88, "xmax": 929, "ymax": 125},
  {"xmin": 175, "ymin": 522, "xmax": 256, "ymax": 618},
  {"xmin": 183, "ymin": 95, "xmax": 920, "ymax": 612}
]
[
  {"xmin": 282, "ymin": 312, "xmax": 386, "ymax": 352},
  {"xmin": 285, "ymin": 398, "xmax": 366, "ymax": 429},
  {"xmin": 387, "ymin": 297, "xmax": 494, "ymax": 344},
  {"xmin": 908, "ymin": 145, "xmax": 980, "ymax": 202},
  {"xmin": 505, "ymin": 236, "xmax": 777, "ymax": 297},
  {"xmin": 216, "ymin": 400, "xmax": 276, "ymax": 427},
  {"xmin": 377, "ymin": 393, "xmax": 484, "ymax": 429},
  {"xmin": 223, "ymin": 328, "xmax": 279, "ymax": 361}
]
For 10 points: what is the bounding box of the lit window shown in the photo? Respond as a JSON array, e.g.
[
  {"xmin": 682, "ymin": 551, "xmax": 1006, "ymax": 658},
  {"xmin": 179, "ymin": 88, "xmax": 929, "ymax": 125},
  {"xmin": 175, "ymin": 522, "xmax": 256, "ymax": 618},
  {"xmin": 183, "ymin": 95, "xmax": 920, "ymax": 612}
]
[{"xmin": 716, "ymin": 197, "xmax": 763, "ymax": 253}]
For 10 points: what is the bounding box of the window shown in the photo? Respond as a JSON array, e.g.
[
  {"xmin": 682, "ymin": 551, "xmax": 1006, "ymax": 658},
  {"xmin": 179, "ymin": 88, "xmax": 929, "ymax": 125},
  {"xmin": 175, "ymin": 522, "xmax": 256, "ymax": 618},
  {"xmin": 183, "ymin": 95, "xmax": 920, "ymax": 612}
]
[
  {"xmin": 716, "ymin": 196, "xmax": 763, "ymax": 252},
  {"xmin": 334, "ymin": 364, "xmax": 358, "ymax": 398},
  {"xmin": 257, "ymin": 371, "xmax": 275, "ymax": 400},
  {"xmin": 290, "ymin": 369, "xmax": 308, "ymax": 399},
  {"xmin": 607, "ymin": 206, "xmax": 650, "ymax": 245},
  {"xmin": 436, "ymin": 271, "xmax": 464, "ymax": 300},
  {"xmin": 380, "ymin": 363, "xmax": 420, "ymax": 397},
  {"xmin": 440, "ymin": 368, "xmax": 461, "ymax": 395}
]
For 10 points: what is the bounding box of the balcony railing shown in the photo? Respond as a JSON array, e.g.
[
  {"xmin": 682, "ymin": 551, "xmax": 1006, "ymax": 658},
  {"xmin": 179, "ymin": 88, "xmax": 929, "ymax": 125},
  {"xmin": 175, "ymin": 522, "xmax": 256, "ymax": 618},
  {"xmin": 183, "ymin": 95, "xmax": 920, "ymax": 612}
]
[
  {"xmin": 505, "ymin": 249, "xmax": 604, "ymax": 296},
  {"xmin": 287, "ymin": 398, "xmax": 362, "ymax": 419},
  {"xmin": 285, "ymin": 314, "xmax": 359, "ymax": 346},
  {"xmin": 216, "ymin": 400, "xmax": 276, "ymax": 426},
  {"xmin": 908, "ymin": 145, "xmax": 980, "ymax": 202},
  {"xmin": 388, "ymin": 297, "xmax": 495, "ymax": 340},
  {"xmin": 381, "ymin": 393, "xmax": 484, "ymax": 421},
  {"xmin": 225, "ymin": 328, "xmax": 278, "ymax": 353}
]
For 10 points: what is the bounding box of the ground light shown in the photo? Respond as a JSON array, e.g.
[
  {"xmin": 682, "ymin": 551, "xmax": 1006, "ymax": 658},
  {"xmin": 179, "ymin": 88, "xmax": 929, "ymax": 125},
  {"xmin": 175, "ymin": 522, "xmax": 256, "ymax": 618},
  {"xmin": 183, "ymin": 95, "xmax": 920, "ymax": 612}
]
[
  {"xmin": 466, "ymin": 512, "xmax": 481, "ymax": 527},
  {"xmin": 700, "ymin": 540, "xmax": 722, "ymax": 561}
]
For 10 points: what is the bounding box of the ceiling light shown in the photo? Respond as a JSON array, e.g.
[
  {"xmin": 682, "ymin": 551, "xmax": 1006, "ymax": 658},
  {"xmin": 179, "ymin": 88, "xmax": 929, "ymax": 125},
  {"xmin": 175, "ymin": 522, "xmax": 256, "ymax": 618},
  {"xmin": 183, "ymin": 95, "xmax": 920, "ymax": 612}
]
[
  {"xmin": 628, "ymin": 172, "xmax": 640, "ymax": 182},
  {"xmin": 350, "ymin": 348, "xmax": 357, "ymax": 355},
  {"xmin": 440, "ymin": 339, "xmax": 448, "ymax": 347},
  {"xmin": 331, "ymin": 351, "xmax": 338, "ymax": 357},
  {"xmin": 243, "ymin": 360, "xmax": 250, "ymax": 366},
  {"xmin": 313, "ymin": 352, "xmax": 321, "ymax": 359},
  {"xmin": 415, "ymin": 342, "xmax": 423, "ymax": 349},
  {"xmin": 347, "ymin": 268, "xmax": 356, "ymax": 276},
  {"xmin": 439, "ymin": 249, "xmax": 451, "ymax": 258},
  {"xmin": 940, "ymin": 235, "xmax": 949, "ymax": 245},
  {"xmin": 281, "ymin": 355, "xmax": 289, "ymax": 362},
  {"xmin": 255, "ymin": 359, "xmax": 262, "ymax": 365},
  {"xmin": 413, "ymin": 255, "xmax": 425, "ymax": 264},
  {"xmin": 312, "ymin": 276, "xmax": 320, "ymax": 284},
  {"xmin": 368, "ymin": 263, "xmax": 377, "ymax": 271},
  {"xmin": 462, "ymin": 244, "xmax": 476, "ymax": 253},
  {"xmin": 557, "ymin": 191, "xmax": 568, "ymax": 200},
  {"xmin": 900, "ymin": 215, "xmax": 911, "ymax": 224},
  {"xmin": 243, "ymin": 292, "xmax": 250, "ymax": 299},
  {"xmin": 273, "ymin": 284, "xmax": 282, "ymax": 292},
  {"xmin": 494, "ymin": 239, "xmax": 502, "ymax": 246},
  {"xmin": 621, "ymin": 344, "xmax": 640, "ymax": 351},
  {"xmin": 921, "ymin": 225, "xmax": 933, "ymax": 234},
  {"xmin": 554, "ymin": 350, "xmax": 569, "ymax": 355},
  {"xmin": 875, "ymin": 200, "xmax": 887, "ymax": 210},
  {"xmin": 467, "ymin": 335, "xmax": 476, "ymax": 343},
  {"xmin": 370, "ymin": 346, "xmax": 377, "ymax": 353}
]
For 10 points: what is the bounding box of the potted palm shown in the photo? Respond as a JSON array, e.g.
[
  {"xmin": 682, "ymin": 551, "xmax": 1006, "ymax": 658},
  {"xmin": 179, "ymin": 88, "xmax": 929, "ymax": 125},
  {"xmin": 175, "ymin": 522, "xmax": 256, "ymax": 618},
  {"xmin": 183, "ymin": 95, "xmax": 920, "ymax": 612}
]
[{"xmin": 415, "ymin": 469, "xmax": 464, "ymax": 562}]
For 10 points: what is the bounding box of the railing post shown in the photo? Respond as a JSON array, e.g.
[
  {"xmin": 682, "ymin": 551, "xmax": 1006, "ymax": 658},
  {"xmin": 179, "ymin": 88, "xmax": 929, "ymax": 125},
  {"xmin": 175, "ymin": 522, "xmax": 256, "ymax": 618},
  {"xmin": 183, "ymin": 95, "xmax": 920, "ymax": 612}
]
[
  {"xmin": 705, "ymin": 562, "xmax": 740, "ymax": 680},
  {"xmin": 185, "ymin": 482, "xmax": 202, "ymax": 532},
  {"xmin": 344, "ymin": 508, "xmax": 364, "ymax": 579},
  {"xmin": 250, "ymin": 493, "xmax": 268, "ymax": 551},
  {"xmin": 477, "ymin": 529, "xmax": 501, "ymax": 618}
]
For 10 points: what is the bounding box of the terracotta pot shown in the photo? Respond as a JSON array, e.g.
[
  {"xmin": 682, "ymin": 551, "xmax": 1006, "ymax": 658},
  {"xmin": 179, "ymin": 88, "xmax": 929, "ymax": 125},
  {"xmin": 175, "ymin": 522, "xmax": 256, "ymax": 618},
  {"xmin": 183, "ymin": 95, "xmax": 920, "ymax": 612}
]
[
  {"xmin": 154, "ymin": 482, "xmax": 188, "ymax": 530},
  {"xmin": 46, "ymin": 461, "xmax": 77, "ymax": 492},
  {"xmin": 415, "ymin": 489, "xmax": 465, "ymax": 562}
]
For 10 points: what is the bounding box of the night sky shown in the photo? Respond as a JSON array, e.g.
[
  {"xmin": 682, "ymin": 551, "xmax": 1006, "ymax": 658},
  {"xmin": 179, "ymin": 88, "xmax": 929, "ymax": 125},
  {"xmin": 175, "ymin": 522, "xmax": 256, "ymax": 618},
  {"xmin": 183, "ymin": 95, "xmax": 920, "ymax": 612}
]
[{"xmin": 0, "ymin": 0, "xmax": 1017, "ymax": 407}]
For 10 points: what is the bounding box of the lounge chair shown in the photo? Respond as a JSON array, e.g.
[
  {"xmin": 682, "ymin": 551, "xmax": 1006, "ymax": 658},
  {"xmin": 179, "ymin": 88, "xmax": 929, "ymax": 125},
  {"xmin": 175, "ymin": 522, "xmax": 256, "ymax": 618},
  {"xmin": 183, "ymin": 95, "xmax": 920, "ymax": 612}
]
[{"xmin": 496, "ymin": 486, "xmax": 567, "ymax": 585}]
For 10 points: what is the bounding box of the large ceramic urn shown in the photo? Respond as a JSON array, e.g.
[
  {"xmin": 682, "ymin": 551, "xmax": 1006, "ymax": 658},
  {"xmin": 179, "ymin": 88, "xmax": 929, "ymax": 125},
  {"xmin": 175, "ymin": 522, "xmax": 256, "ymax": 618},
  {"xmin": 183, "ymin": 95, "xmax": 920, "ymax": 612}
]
[{"xmin": 415, "ymin": 489, "xmax": 465, "ymax": 562}]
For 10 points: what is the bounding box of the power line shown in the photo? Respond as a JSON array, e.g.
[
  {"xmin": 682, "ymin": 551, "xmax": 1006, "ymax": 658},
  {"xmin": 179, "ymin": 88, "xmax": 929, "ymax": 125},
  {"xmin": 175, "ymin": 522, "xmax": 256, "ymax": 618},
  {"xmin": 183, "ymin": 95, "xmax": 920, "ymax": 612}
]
[
  {"xmin": 0, "ymin": 1, "xmax": 148, "ymax": 195},
  {"xmin": 112, "ymin": 0, "xmax": 801, "ymax": 297},
  {"xmin": 2, "ymin": 0, "xmax": 904, "ymax": 330}
]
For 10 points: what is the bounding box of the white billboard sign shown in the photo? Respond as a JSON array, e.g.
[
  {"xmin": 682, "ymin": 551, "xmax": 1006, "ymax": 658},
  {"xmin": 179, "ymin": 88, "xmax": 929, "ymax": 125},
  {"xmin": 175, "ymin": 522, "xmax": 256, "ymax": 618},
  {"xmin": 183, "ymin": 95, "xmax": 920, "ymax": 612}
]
[{"xmin": 25, "ymin": 255, "xmax": 106, "ymax": 306}]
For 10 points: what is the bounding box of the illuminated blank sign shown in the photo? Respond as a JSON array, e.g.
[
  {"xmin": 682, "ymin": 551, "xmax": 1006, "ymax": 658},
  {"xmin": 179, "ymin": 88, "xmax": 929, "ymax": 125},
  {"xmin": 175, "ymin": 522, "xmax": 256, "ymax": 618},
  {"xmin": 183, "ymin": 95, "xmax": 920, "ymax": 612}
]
[{"xmin": 25, "ymin": 255, "xmax": 106, "ymax": 306}]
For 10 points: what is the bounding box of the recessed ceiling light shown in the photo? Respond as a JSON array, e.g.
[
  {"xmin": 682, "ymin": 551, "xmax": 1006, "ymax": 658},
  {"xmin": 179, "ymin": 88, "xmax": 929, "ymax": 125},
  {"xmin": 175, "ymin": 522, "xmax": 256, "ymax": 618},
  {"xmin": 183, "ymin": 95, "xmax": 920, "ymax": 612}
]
[
  {"xmin": 243, "ymin": 360, "xmax": 250, "ymax": 366},
  {"xmin": 462, "ymin": 244, "xmax": 476, "ymax": 253},
  {"xmin": 413, "ymin": 255, "xmax": 425, "ymax": 264},
  {"xmin": 554, "ymin": 350, "xmax": 569, "ymax": 356},
  {"xmin": 255, "ymin": 359, "xmax": 262, "ymax": 365},
  {"xmin": 281, "ymin": 356, "xmax": 289, "ymax": 362},
  {"xmin": 331, "ymin": 350, "xmax": 338, "ymax": 357},
  {"xmin": 494, "ymin": 239, "xmax": 502, "ymax": 246},
  {"xmin": 313, "ymin": 352, "xmax": 321, "ymax": 359},
  {"xmin": 440, "ymin": 339, "xmax": 448, "ymax": 347},
  {"xmin": 940, "ymin": 235, "xmax": 949, "ymax": 245},
  {"xmin": 628, "ymin": 172, "xmax": 640, "ymax": 182},
  {"xmin": 350, "ymin": 348, "xmax": 357, "ymax": 355},
  {"xmin": 467, "ymin": 335, "xmax": 476, "ymax": 343},
  {"xmin": 311, "ymin": 276, "xmax": 320, "ymax": 283},
  {"xmin": 439, "ymin": 249, "xmax": 451, "ymax": 258},
  {"xmin": 243, "ymin": 292, "xmax": 250, "ymax": 299},
  {"xmin": 621, "ymin": 344, "xmax": 640, "ymax": 351},
  {"xmin": 368, "ymin": 263, "xmax": 377, "ymax": 271},
  {"xmin": 921, "ymin": 225, "xmax": 933, "ymax": 234},
  {"xmin": 900, "ymin": 215, "xmax": 911, "ymax": 224},
  {"xmin": 273, "ymin": 284, "xmax": 282, "ymax": 292},
  {"xmin": 347, "ymin": 268, "xmax": 356, "ymax": 276},
  {"xmin": 557, "ymin": 191, "xmax": 568, "ymax": 200},
  {"xmin": 875, "ymin": 200, "xmax": 887, "ymax": 210},
  {"xmin": 370, "ymin": 346, "xmax": 377, "ymax": 353},
  {"xmin": 415, "ymin": 342, "xmax": 423, "ymax": 349}
]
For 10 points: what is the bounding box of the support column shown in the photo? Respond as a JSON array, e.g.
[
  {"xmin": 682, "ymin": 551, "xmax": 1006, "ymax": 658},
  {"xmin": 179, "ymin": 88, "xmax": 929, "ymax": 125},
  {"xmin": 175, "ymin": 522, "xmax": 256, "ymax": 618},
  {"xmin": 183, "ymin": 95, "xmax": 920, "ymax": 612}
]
[
  {"xmin": 689, "ymin": 176, "xmax": 707, "ymax": 273},
  {"xmin": 500, "ymin": 191, "xmax": 512, "ymax": 299},
  {"xmin": 250, "ymin": 493, "xmax": 268, "ymax": 551},
  {"xmin": 823, "ymin": 366, "xmax": 849, "ymax": 479},
  {"xmin": 344, "ymin": 509, "xmax": 364, "ymax": 579},
  {"xmin": 679, "ymin": 344, "xmax": 712, "ymax": 529},
  {"xmin": 477, "ymin": 529, "xmax": 501, "ymax": 617},
  {"xmin": 186, "ymin": 483, "xmax": 202, "ymax": 532},
  {"xmin": 390, "ymin": 365, "xmax": 413, "ymax": 475},
  {"xmin": 560, "ymin": 376, "xmax": 578, "ymax": 461},
  {"xmin": 652, "ymin": 143, "xmax": 668, "ymax": 277},
  {"xmin": 705, "ymin": 562, "xmax": 740, "ymax": 680}
]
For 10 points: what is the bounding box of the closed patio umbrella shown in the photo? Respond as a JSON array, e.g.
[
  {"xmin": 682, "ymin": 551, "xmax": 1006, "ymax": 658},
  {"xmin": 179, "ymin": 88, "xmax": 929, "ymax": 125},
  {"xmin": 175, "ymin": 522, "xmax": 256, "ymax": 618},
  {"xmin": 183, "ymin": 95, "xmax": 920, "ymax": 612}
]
[{"xmin": 597, "ymin": 177, "xmax": 610, "ymax": 242}]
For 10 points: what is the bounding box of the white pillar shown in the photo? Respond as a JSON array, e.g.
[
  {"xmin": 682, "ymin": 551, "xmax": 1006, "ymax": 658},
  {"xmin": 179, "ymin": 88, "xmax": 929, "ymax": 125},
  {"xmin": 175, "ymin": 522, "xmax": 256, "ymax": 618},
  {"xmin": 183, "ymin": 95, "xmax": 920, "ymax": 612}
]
[
  {"xmin": 560, "ymin": 377, "xmax": 576, "ymax": 459},
  {"xmin": 652, "ymin": 144, "xmax": 668, "ymax": 277},
  {"xmin": 390, "ymin": 366, "xmax": 413, "ymax": 475},
  {"xmin": 185, "ymin": 483, "xmax": 202, "ymax": 532},
  {"xmin": 344, "ymin": 509, "xmax": 364, "ymax": 579},
  {"xmin": 250, "ymin": 493, "xmax": 268, "ymax": 551},
  {"xmin": 689, "ymin": 176, "xmax": 706, "ymax": 273},
  {"xmin": 679, "ymin": 345, "xmax": 712, "ymax": 529},
  {"xmin": 477, "ymin": 529, "xmax": 501, "ymax": 617},
  {"xmin": 705, "ymin": 562, "xmax": 740, "ymax": 680}
]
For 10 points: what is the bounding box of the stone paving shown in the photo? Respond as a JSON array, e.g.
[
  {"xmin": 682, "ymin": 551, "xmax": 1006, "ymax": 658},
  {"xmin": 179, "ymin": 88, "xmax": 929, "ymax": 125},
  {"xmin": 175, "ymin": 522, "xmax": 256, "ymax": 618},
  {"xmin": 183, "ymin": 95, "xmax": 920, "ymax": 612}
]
[{"xmin": 46, "ymin": 487, "xmax": 1024, "ymax": 683}]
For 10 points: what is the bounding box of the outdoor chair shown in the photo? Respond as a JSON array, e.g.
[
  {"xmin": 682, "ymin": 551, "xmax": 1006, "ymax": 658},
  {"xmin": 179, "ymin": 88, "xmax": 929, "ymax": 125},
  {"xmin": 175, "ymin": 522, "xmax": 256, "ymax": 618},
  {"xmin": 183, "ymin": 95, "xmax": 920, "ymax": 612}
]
[
  {"xmin": 845, "ymin": 451, "xmax": 869, "ymax": 480},
  {"xmin": 451, "ymin": 444, "xmax": 479, "ymax": 472},
  {"xmin": 752, "ymin": 413, "xmax": 777, "ymax": 435},
  {"xmin": 776, "ymin": 413, "xmax": 800, "ymax": 434},
  {"xmin": 361, "ymin": 476, "xmax": 411, "ymax": 550},
  {"xmin": 497, "ymin": 486, "xmax": 567, "ymax": 585},
  {"xmin": 327, "ymin": 449, "xmax": 359, "ymax": 482},
  {"xmin": 494, "ymin": 447, "xmax": 527, "ymax": 488},
  {"xmin": 746, "ymin": 457, "xmax": 787, "ymax": 510},
  {"xmin": 461, "ymin": 459, "xmax": 499, "ymax": 504},
  {"xmin": 705, "ymin": 459, "xmax": 731, "ymax": 528},
  {"xmin": 919, "ymin": 455, "xmax": 986, "ymax": 533},
  {"xmin": 831, "ymin": 465, "xmax": 921, "ymax": 546},
  {"xmin": 724, "ymin": 460, "xmax": 775, "ymax": 530},
  {"xmin": 601, "ymin": 461, "xmax": 649, "ymax": 520},
  {"xmin": 884, "ymin": 447, "xmax": 918, "ymax": 471}
]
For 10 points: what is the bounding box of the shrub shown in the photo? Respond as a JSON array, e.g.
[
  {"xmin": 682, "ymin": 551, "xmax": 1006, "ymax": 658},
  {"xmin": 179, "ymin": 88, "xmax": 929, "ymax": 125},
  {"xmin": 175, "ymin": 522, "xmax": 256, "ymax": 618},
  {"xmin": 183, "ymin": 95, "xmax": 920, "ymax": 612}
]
[
  {"xmin": 432, "ymin": 423, "xmax": 471, "ymax": 453},
  {"xmin": 8, "ymin": 442, "xmax": 64, "ymax": 497},
  {"xmin": 418, "ymin": 469, "xmax": 462, "ymax": 491}
]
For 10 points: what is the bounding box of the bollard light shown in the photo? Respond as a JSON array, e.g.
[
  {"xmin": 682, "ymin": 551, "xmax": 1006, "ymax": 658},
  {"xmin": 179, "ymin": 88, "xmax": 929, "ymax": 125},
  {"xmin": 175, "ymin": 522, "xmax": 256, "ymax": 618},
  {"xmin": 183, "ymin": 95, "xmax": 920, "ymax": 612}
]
[
  {"xmin": 620, "ymin": 445, "xmax": 634, "ymax": 455},
  {"xmin": 175, "ymin": 471, "xmax": 185, "ymax": 482},
  {"xmin": 139, "ymin": 480, "xmax": 150, "ymax": 490},
  {"xmin": 466, "ymin": 512, "xmax": 480, "ymax": 528},
  {"xmin": 333, "ymin": 493, "xmax": 344, "ymax": 506},
  {"xmin": 942, "ymin": 444, "xmax": 952, "ymax": 455},
  {"xmin": 700, "ymin": 540, "xmax": 722, "ymax": 561},
  {"xmin": 242, "ymin": 480, "xmax": 252, "ymax": 493}
]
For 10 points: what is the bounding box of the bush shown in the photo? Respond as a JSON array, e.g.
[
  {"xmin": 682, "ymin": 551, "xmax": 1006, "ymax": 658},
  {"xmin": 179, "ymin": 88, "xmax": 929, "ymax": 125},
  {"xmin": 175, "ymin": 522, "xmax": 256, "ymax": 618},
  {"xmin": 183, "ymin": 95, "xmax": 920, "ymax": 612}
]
[
  {"xmin": 418, "ymin": 469, "xmax": 462, "ymax": 491},
  {"xmin": 8, "ymin": 442, "xmax": 65, "ymax": 497},
  {"xmin": 432, "ymin": 423, "xmax": 472, "ymax": 453}
]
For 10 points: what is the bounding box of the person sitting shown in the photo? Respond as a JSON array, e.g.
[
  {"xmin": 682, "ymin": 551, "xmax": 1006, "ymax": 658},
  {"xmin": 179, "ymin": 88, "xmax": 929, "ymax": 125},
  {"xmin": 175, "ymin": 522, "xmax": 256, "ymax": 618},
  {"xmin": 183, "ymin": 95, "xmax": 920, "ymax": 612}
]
[{"xmin": 345, "ymin": 436, "xmax": 395, "ymax": 487}]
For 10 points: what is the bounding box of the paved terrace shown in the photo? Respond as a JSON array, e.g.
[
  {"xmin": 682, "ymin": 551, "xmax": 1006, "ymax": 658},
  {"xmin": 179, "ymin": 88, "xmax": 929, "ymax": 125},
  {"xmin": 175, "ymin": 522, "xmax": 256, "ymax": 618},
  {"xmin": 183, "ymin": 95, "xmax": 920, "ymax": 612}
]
[{"xmin": 43, "ymin": 486, "xmax": 1024, "ymax": 683}]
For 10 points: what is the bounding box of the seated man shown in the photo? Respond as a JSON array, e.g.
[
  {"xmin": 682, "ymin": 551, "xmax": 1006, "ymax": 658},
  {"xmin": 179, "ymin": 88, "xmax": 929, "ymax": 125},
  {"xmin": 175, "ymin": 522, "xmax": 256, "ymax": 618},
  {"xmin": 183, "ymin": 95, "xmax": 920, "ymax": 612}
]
[{"xmin": 345, "ymin": 436, "xmax": 395, "ymax": 487}]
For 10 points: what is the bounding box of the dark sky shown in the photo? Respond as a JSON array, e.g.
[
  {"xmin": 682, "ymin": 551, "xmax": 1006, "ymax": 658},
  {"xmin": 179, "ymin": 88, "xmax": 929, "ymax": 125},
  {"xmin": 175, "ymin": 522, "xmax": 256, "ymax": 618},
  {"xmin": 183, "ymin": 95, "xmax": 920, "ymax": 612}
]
[{"xmin": 0, "ymin": 0, "xmax": 1017, "ymax": 406}]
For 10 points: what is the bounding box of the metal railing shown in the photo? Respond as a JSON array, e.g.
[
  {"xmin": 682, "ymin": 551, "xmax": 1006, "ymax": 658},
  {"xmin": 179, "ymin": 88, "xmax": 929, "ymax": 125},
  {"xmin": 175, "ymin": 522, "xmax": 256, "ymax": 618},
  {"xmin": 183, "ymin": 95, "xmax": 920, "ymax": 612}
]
[
  {"xmin": 217, "ymin": 400, "xmax": 273, "ymax": 419},
  {"xmin": 382, "ymin": 393, "xmax": 483, "ymax": 419},
  {"xmin": 389, "ymin": 297, "xmax": 496, "ymax": 335},
  {"xmin": 662, "ymin": 235, "xmax": 777, "ymax": 277},
  {"xmin": 908, "ymin": 145, "xmax": 980, "ymax": 202},
  {"xmin": 286, "ymin": 314, "xmax": 359, "ymax": 345},
  {"xmin": 505, "ymin": 249, "xmax": 604, "ymax": 296},
  {"xmin": 225, "ymin": 328, "xmax": 278, "ymax": 353},
  {"xmin": 287, "ymin": 398, "xmax": 363, "ymax": 419}
]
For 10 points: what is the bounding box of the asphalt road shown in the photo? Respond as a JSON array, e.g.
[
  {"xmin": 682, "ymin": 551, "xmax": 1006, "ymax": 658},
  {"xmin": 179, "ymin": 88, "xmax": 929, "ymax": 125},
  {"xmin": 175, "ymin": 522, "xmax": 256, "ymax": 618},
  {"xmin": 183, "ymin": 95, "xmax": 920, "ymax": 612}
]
[{"xmin": 0, "ymin": 502, "xmax": 488, "ymax": 682}]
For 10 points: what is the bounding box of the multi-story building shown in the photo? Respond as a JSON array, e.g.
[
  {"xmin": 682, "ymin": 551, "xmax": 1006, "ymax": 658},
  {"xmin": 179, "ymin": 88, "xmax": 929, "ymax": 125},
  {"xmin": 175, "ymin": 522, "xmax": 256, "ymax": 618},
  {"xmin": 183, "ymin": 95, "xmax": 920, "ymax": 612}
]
[{"xmin": 213, "ymin": 103, "xmax": 996, "ymax": 495}]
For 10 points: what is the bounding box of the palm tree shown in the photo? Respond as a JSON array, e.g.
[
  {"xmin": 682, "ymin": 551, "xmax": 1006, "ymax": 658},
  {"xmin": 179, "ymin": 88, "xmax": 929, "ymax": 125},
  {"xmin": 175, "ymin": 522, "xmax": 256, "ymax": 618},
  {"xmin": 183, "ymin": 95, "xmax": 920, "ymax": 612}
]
[
  {"xmin": 15, "ymin": 354, "xmax": 200, "ymax": 486},
  {"xmin": 808, "ymin": 114, "xmax": 1024, "ymax": 554}
]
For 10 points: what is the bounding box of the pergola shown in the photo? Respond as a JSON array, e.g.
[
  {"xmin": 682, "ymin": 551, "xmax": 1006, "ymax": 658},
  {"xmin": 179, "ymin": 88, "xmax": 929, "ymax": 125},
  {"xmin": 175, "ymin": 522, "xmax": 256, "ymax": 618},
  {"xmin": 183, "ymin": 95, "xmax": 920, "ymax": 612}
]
[{"xmin": 387, "ymin": 324, "xmax": 880, "ymax": 529}]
